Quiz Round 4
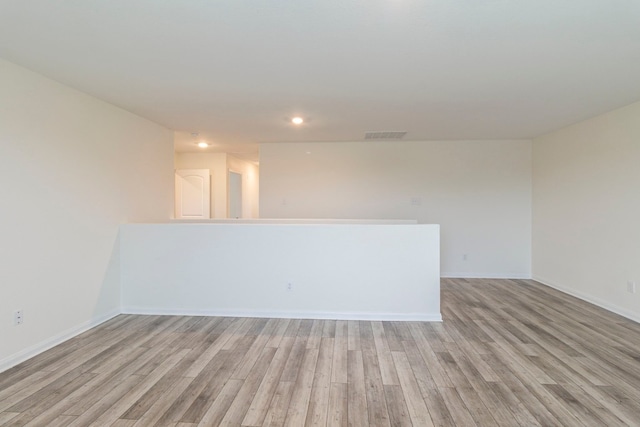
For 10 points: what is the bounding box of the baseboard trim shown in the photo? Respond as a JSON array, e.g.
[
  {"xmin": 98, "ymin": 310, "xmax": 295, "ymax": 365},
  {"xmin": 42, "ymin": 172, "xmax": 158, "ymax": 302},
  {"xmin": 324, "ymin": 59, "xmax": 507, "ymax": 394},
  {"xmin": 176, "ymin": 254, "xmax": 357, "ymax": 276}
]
[
  {"xmin": 533, "ymin": 275, "xmax": 640, "ymax": 324},
  {"xmin": 121, "ymin": 307, "xmax": 442, "ymax": 322},
  {"xmin": 441, "ymin": 272, "xmax": 531, "ymax": 279},
  {"xmin": 0, "ymin": 309, "xmax": 120, "ymax": 374}
]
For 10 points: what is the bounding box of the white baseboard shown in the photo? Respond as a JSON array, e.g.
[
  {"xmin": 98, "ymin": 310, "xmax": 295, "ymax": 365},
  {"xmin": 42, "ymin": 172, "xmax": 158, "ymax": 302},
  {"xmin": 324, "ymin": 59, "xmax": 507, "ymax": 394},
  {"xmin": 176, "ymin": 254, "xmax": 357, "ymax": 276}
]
[
  {"xmin": 533, "ymin": 276, "xmax": 640, "ymax": 324},
  {"xmin": 121, "ymin": 307, "xmax": 442, "ymax": 322},
  {"xmin": 441, "ymin": 272, "xmax": 531, "ymax": 279},
  {"xmin": 0, "ymin": 309, "xmax": 120, "ymax": 374}
]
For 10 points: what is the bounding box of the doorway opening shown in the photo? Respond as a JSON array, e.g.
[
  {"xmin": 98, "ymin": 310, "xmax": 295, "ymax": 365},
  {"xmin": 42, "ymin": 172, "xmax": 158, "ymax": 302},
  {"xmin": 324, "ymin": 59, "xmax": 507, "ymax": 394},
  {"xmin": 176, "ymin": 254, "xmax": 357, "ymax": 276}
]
[{"xmin": 228, "ymin": 171, "xmax": 242, "ymax": 218}]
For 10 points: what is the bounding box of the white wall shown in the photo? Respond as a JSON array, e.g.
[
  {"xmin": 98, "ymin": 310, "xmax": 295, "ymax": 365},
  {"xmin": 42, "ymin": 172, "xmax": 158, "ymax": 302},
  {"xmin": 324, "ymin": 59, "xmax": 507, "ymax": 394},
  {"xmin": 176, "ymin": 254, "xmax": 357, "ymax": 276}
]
[
  {"xmin": 227, "ymin": 155, "xmax": 259, "ymax": 219},
  {"xmin": 0, "ymin": 59, "xmax": 174, "ymax": 371},
  {"xmin": 533, "ymin": 101, "xmax": 640, "ymax": 322},
  {"xmin": 121, "ymin": 223, "xmax": 441, "ymax": 321},
  {"xmin": 174, "ymin": 152, "xmax": 259, "ymax": 218},
  {"xmin": 260, "ymin": 140, "xmax": 532, "ymax": 278}
]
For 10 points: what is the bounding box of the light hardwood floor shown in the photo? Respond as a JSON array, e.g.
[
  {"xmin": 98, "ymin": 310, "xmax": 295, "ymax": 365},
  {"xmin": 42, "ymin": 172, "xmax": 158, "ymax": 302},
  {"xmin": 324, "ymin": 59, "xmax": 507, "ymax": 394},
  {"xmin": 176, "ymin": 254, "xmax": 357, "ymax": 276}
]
[{"xmin": 2, "ymin": 278, "xmax": 640, "ymax": 426}]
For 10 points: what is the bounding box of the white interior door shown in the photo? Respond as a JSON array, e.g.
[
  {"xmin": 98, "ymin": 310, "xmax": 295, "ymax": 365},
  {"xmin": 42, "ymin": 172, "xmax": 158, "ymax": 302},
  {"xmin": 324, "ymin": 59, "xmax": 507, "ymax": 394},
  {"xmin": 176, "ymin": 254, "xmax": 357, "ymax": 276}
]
[
  {"xmin": 175, "ymin": 169, "xmax": 210, "ymax": 219},
  {"xmin": 228, "ymin": 171, "xmax": 242, "ymax": 219}
]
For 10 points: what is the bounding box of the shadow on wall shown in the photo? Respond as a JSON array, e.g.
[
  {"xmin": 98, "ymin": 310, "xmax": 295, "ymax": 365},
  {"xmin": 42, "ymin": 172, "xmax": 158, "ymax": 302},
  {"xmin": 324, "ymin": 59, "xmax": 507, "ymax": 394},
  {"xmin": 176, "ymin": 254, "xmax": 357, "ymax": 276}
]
[{"xmin": 95, "ymin": 231, "xmax": 122, "ymax": 319}]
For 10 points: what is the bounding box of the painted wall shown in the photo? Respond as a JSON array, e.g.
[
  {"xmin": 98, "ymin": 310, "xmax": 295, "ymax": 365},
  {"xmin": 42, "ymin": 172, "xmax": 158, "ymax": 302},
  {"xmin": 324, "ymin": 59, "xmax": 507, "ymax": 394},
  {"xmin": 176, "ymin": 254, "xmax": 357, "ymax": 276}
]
[
  {"xmin": 121, "ymin": 223, "xmax": 441, "ymax": 321},
  {"xmin": 174, "ymin": 152, "xmax": 259, "ymax": 218},
  {"xmin": 0, "ymin": 59, "xmax": 173, "ymax": 371},
  {"xmin": 227, "ymin": 155, "xmax": 259, "ymax": 219},
  {"xmin": 260, "ymin": 140, "xmax": 532, "ymax": 278},
  {"xmin": 533, "ymin": 101, "xmax": 640, "ymax": 322}
]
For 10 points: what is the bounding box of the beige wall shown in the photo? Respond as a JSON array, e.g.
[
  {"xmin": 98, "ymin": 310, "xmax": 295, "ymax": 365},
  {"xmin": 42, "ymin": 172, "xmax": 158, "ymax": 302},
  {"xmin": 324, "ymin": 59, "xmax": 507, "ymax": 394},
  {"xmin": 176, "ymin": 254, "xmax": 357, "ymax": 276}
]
[
  {"xmin": 260, "ymin": 140, "xmax": 532, "ymax": 278},
  {"xmin": 533, "ymin": 101, "xmax": 640, "ymax": 322},
  {"xmin": 0, "ymin": 59, "xmax": 174, "ymax": 369}
]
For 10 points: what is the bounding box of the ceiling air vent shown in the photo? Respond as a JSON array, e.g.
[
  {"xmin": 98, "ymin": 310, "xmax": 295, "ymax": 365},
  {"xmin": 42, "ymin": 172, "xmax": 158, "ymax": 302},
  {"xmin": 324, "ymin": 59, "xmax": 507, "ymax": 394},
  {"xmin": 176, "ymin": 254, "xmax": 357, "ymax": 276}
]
[{"xmin": 364, "ymin": 131, "xmax": 407, "ymax": 140}]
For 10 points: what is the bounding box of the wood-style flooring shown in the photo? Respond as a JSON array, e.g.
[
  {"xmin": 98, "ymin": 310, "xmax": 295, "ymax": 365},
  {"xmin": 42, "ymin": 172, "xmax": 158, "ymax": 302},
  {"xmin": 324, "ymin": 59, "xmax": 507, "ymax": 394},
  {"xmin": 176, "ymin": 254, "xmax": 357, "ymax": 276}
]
[{"xmin": 2, "ymin": 278, "xmax": 640, "ymax": 426}]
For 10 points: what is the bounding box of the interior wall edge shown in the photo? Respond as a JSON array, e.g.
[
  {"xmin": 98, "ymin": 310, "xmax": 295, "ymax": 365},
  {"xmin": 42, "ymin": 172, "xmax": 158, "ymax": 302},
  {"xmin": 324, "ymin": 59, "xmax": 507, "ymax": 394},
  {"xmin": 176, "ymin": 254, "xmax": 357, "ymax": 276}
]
[
  {"xmin": 533, "ymin": 276, "xmax": 640, "ymax": 324},
  {"xmin": 0, "ymin": 309, "xmax": 120, "ymax": 374}
]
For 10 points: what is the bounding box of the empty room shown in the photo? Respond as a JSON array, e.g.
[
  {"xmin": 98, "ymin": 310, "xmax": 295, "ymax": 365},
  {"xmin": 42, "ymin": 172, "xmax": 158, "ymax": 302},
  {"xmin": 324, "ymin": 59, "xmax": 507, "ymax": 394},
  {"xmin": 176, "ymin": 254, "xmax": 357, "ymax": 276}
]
[{"xmin": 1, "ymin": 1, "xmax": 640, "ymax": 426}]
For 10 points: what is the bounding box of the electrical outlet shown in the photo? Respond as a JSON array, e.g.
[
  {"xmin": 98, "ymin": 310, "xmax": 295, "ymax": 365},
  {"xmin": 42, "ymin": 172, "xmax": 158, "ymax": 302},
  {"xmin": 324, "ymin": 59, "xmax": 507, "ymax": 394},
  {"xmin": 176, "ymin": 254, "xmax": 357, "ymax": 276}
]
[
  {"xmin": 627, "ymin": 281, "xmax": 636, "ymax": 294},
  {"xmin": 14, "ymin": 310, "xmax": 23, "ymax": 325},
  {"xmin": 463, "ymin": 254, "xmax": 468, "ymax": 261},
  {"xmin": 410, "ymin": 197, "xmax": 422, "ymax": 206},
  {"xmin": 287, "ymin": 283, "xmax": 293, "ymax": 292}
]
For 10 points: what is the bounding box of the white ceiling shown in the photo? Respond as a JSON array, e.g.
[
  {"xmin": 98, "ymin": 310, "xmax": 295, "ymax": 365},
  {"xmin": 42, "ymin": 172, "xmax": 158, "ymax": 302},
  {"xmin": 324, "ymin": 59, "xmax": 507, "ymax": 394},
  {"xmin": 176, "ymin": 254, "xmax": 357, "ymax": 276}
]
[{"xmin": 1, "ymin": 0, "xmax": 640, "ymax": 162}]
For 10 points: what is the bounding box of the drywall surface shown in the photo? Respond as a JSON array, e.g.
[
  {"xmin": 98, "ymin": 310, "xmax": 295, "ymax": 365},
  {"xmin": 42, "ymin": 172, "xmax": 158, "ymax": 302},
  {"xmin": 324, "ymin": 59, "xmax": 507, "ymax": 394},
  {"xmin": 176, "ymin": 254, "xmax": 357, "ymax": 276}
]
[
  {"xmin": 227, "ymin": 154, "xmax": 259, "ymax": 218},
  {"xmin": 533, "ymin": 100, "xmax": 640, "ymax": 322},
  {"xmin": 260, "ymin": 140, "xmax": 532, "ymax": 278},
  {"xmin": 0, "ymin": 59, "xmax": 173, "ymax": 371},
  {"xmin": 170, "ymin": 218, "xmax": 417, "ymax": 224},
  {"xmin": 121, "ymin": 223, "xmax": 441, "ymax": 321}
]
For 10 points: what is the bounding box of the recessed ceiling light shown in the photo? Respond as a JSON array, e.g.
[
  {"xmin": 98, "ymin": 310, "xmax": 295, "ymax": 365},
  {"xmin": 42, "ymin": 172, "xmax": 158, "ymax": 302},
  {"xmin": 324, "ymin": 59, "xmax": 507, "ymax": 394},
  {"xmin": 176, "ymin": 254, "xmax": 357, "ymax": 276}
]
[
  {"xmin": 291, "ymin": 117, "xmax": 304, "ymax": 125},
  {"xmin": 197, "ymin": 142, "xmax": 209, "ymax": 148}
]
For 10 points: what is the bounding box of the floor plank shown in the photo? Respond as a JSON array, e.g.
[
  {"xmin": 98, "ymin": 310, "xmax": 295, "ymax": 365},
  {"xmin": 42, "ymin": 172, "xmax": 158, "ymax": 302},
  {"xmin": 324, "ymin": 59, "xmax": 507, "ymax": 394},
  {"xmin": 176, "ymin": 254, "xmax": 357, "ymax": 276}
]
[{"xmin": 1, "ymin": 278, "xmax": 640, "ymax": 426}]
